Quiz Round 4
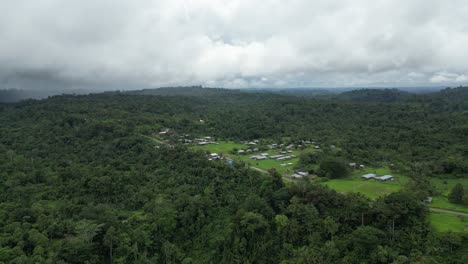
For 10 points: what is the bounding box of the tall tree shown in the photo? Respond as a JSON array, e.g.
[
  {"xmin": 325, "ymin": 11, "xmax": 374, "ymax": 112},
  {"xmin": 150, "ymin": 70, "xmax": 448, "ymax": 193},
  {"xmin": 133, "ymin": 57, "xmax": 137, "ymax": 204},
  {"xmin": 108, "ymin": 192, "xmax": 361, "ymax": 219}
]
[{"xmin": 448, "ymin": 183, "xmax": 465, "ymax": 204}]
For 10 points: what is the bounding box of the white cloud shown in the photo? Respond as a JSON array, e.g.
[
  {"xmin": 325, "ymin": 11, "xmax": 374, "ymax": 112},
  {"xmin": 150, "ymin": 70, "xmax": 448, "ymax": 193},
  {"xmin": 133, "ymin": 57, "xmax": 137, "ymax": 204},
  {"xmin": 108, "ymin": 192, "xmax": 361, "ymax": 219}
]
[
  {"xmin": 1, "ymin": 0, "xmax": 468, "ymax": 89},
  {"xmin": 430, "ymin": 72, "xmax": 468, "ymax": 83}
]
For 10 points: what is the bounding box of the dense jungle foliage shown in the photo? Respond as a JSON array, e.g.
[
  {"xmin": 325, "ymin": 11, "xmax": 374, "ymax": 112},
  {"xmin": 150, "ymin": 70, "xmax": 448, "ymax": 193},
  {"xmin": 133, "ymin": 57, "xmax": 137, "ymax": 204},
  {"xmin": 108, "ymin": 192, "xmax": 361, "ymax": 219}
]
[{"xmin": 0, "ymin": 87, "xmax": 467, "ymax": 263}]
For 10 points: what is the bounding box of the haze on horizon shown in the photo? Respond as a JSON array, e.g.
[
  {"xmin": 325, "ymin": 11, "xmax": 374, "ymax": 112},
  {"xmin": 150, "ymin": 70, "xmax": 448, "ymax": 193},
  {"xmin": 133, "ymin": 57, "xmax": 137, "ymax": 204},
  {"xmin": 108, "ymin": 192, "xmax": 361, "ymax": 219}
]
[{"xmin": 1, "ymin": 0, "xmax": 468, "ymax": 91}]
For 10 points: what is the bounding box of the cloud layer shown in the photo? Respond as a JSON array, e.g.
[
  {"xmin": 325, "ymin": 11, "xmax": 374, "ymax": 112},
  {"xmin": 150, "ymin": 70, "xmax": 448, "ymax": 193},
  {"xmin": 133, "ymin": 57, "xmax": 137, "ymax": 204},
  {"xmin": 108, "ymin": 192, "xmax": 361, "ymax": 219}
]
[{"xmin": 1, "ymin": 0, "xmax": 468, "ymax": 89}]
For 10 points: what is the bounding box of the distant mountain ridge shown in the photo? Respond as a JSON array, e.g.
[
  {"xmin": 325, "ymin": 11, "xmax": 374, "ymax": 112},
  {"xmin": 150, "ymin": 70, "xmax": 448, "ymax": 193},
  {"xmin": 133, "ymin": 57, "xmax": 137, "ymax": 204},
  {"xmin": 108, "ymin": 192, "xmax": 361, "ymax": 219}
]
[
  {"xmin": 125, "ymin": 86, "xmax": 243, "ymax": 97},
  {"xmin": 1, "ymin": 85, "xmax": 466, "ymax": 103},
  {"xmin": 336, "ymin": 88, "xmax": 411, "ymax": 103}
]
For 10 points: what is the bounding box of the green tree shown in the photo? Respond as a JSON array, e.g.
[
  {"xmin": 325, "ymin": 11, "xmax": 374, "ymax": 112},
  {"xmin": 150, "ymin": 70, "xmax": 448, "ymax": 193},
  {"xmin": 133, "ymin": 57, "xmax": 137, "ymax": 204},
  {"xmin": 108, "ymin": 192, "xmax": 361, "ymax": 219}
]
[
  {"xmin": 104, "ymin": 226, "xmax": 117, "ymax": 264},
  {"xmin": 448, "ymin": 183, "xmax": 465, "ymax": 204},
  {"xmin": 318, "ymin": 158, "xmax": 350, "ymax": 179}
]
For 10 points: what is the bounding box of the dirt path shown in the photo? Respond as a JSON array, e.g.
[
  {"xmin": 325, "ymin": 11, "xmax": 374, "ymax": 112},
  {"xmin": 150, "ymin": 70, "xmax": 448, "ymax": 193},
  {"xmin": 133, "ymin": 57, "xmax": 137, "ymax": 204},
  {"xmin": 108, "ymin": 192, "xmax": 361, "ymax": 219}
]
[
  {"xmin": 429, "ymin": 208, "xmax": 468, "ymax": 217},
  {"xmin": 250, "ymin": 166, "xmax": 268, "ymax": 174}
]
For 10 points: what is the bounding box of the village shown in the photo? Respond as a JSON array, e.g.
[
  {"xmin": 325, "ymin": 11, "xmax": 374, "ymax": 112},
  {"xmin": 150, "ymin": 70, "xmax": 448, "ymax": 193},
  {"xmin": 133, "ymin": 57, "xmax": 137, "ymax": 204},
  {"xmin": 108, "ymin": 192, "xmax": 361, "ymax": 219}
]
[
  {"xmin": 158, "ymin": 128, "xmax": 401, "ymax": 182},
  {"xmin": 195, "ymin": 136, "xmax": 400, "ymax": 182},
  {"xmin": 152, "ymin": 128, "xmax": 468, "ymax": 233}
]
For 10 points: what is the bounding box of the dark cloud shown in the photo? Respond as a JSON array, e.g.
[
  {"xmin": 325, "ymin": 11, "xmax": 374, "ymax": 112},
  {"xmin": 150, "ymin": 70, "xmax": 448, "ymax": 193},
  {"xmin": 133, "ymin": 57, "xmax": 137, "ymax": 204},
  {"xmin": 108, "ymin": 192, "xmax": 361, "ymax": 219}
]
[{"xmin": 1, "ymin": 0, "xmax": 467, "ymax": 90}]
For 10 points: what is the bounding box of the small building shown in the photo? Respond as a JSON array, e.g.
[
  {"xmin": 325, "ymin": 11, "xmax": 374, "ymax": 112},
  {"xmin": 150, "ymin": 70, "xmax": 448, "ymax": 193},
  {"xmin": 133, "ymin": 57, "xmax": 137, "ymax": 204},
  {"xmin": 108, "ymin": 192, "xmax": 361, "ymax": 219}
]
[
  {"xmin": 376, "ymin": 175, "xmax": 394, "ymax": 181},
  {"xmin": 199, "ymin": 141, "xmax": 209, "ymax": 145},
  {"xmin": 210, "ymin": 153, "xmax": 220, "ymax": 160},
  {"xmin": 297, "ymin": 171, "xmax": 309, "ymax": 177},
  {"xmin": 270, "ymin": 155, "xmax": 284, "ymax": 159},
  {"xmin": 251, "ymin": 155, "xmax": 266, "ymax": 160},
  {"xmin": 253, "ymin": 148, "xmax": 259, "ymax": 152},
  {"xmin": 290, "ymin": 173, "xmax": 304, "ymax": 179},
  {"xmin": 159, "ymin": 129, "xmax": 170, "ymax": 135},
  {"xmin": 238, "ymin": 150, "xmax": 245, "ymax": 154},
  {"xmin": 260, "ymin": 153, "xmax": 269, "ymax": 156},
  {"xmin": 280, "ymin": 164, "xmax": 287, "ymax": 167},
  {"xmin": 362, "ymin": 173, "xmax": 376, "ymax": 179},
  {"xmin": 278, "ymin": 156, "xmax": 292, "ymax": 161},
  {"xmin": 349, "ymin": 163, "xmax": 357, "ymax": 168},
  {"xmin": 287, "ymin": 162, "xmax": 293, "ymax": 166},
  {"xmin": 247, "ymin": 142, "xmax": 257, "ymax": 145},
  {"xmin": 424, "ymin": 197, "xmax": 433, "ymax": 203},
  {"xmin": 314, "ymin": 145, "xmax": 320, "ymax": 149},
  {"xmin": 359, "ymin": 164, "xmax": 366, "ymax": 169}
]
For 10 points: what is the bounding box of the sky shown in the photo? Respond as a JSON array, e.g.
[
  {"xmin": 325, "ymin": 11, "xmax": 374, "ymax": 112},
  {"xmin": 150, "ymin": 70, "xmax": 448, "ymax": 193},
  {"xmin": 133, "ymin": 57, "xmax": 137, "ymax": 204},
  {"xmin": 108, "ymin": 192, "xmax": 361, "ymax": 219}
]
[{"xmin": 1, "ymin": 0, "xmax": 468, "ymax": 90}]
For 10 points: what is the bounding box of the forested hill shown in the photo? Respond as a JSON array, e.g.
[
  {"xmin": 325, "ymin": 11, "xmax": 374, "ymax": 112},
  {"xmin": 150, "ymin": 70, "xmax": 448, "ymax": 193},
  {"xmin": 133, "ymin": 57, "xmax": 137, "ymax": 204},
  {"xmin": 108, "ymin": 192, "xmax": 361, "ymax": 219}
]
[
  {"xmin": 125, "ymin": 86, "xmax": 242, "ymax": 97},
  {"xmin": 0, "ymin": 87, "xmax": 467, "ymax": 263},
  {"xmin": 336, "ymin": 88, "xmax": 412, "ymax": 103}
]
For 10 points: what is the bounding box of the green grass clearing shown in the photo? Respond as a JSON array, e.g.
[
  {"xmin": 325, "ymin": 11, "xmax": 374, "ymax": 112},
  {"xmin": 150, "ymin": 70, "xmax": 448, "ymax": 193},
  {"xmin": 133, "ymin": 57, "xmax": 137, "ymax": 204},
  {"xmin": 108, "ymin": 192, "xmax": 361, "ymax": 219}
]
[
  {"xmin": 431, "ymin": 178, "xmax": 468, "ymax": 196},
  {"xmin": 193, "ymin": 141, "xmax": 248, "ymax": 154},
  {"xmin": 430, "ymin": 197, "xmax": 468, "ymax": 214},
  {"xmin": 321, "ymin": 167, "xmax": 409, "ymax": 199},
  {"xmin": 430, "ymin": 212, "xmax": 468, "ymax": 233}
]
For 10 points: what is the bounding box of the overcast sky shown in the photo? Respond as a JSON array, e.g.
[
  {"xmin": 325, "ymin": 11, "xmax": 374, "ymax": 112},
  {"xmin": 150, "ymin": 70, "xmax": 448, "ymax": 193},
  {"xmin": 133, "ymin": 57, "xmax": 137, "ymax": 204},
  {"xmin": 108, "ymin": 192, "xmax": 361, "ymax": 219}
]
[{"xmin": 1, "ymin": 0, "xmax": 468, "ymax": 90}]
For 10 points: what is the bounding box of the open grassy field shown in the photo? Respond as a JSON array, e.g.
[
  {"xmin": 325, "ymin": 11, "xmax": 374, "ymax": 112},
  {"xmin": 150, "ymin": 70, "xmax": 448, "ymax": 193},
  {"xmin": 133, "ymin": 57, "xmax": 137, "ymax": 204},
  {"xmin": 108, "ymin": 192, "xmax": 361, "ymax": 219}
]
[
  {"xmin": 194, "ymin": 141, "xmax": 248, "ymax": 154},
  {"xmin": 323, "ymin": 178, "xmax": 403, "ymax": 199},
  {"xmin": 431, "ymin": 197, "xmax": 468, "ymax": 213},
  {"xmin": 430, "ymin": 212, "xmax": 468, "ymax": 233},
  {"xmin": 432, "ymin": 178, "xmax": 468, "ymax": 195},
  {"xmin": 321, "ymin": 167, "xmax": 409, "ymax": 199}
]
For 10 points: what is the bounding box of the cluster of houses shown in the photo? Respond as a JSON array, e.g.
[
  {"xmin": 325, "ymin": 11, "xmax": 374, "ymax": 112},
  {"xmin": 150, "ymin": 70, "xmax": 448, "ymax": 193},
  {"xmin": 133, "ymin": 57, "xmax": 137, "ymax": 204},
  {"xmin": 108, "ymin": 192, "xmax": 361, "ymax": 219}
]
[
  {"xmin": 243, "ymin": 140, "xmax": 260, "ymax": 145},
  {"xmin": 267, "ymin": 141, "xmax": 315, "ymax": 150},
  {"xmin": 361, "ymin": 173, "xmax": 394, "ymax": 181},
  {"xmin": 194, "ymin": 136, "xmax": 219, "ymax": 146},
  {"xmin": 249, "ymin": 152, "xmax": 297, "ymax": 162},
  {"xmin": 250, "ymin": 153, "xmax": 270, "ymax": 160}
]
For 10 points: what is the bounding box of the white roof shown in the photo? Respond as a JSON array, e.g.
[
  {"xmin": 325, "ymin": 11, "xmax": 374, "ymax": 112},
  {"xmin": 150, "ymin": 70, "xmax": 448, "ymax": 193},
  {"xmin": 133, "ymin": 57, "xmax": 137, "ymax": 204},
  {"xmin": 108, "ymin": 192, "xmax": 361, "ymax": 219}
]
[
  {"xmin": 362, "ymin": 173, "xmax": 376, "ymax": 178},
  {"xmin": 210, "ymin": 153, "xmax": 219, "ymax": 156},
  {"xmin": 291, "ymin": 173, "xmax": 303, "ymax": 178},
  {"xmin": 378, "ymin": 175, "xmax": 393, "ymax": 180}
]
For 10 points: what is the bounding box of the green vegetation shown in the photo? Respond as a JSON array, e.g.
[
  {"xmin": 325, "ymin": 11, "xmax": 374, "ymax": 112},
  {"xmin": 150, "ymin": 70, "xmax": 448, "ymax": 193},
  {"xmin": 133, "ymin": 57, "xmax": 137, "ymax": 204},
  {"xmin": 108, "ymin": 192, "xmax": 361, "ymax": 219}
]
[
  {"xmin": 432, "ymin": 178, "xmax": 468, "ymax": 195},
  {"xmin": 194, "ymin": 141, "xmax": 246, "ymax": 154},
  {"xmin": 1, "ymin": 87, "xmax": 468, "ymax": 262},
  {"xmin": 195, "ymin": 141, "xmax": 317, "ymax": 174},
  {"xmin": 430, "ymin": 213, "xmax": 467, "ymax": 233},
  {"xmin": 431, "ymin": 197, "xmax": 468, "ymax": 213},
  {"xmin": 321, "ymin": 168, "xmax": 406, "ymax": 199},
  {"xmin": 317, "ymin": 158, "xmax": 350, "ymax": 179},
  {"xmin": 449, "ymin": 183, "xmax": 466, "ymax": 204}
]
